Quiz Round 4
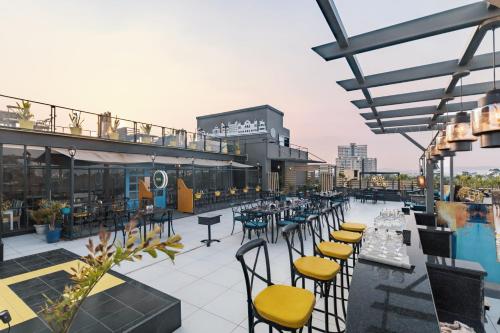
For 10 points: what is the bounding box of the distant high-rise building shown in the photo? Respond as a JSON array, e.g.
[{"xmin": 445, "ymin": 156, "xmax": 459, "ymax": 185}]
[{"xmin": 336, "ymin": 143, "xmax": 377, "ymax": 180}]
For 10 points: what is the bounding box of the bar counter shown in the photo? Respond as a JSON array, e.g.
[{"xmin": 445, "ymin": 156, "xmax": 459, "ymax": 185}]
[{"xmin": 346, "ymin": 214, "xmax": 441, "ymax": 333}]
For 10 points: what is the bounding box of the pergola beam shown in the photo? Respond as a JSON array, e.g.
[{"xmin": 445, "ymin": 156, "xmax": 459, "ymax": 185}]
[
  {"xmin": 400, "ymin": 133, "xmax": 426, "ymax": 151},
  {"xmin": 372, "ymin": 124, "xmax": 444, "ymax": 134},
  {"xmin": 338, "ymin": 52, "xmax": 500, "ymax": 91},
  {"xmin": 316, "ymin": 0, "xmax": 384, "ymax": 131},
  {"xmin": 366, "ymin": 116, "xmax": 447, "ymax": 128},
  {"xmin": 352, "ymin": 80, "xmax": 500, "ymax": 108},
  {"xmin": 312, "ymin": 2, "xmax": 500, "ymax": 61},
  {"xmin": 360, "ymin": 101, "xmax": 477, "ymax": 120}
]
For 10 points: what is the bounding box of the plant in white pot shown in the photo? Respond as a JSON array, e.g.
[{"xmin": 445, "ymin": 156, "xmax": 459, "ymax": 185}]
[
  {"xmin": 108, "ymin": 116, "xmax": 120, "ymax": 140},
  {"xmin": 69, "ymin": 111, "xmax": 84, "ymax": 135},
  {"xmin": 15, "ymin": 100, "xmax": 35, "ymax": 129},
  {"xmin": 31, "ymin": 204, "xmax": 50, "ymax": 235},
  {"xmin": 140, "ymin": 123, "xmax": 152, "ymax": 143}
]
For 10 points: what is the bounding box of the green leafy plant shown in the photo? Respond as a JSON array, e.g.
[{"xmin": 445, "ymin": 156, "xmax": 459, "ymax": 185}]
[
  {"xmin": 141, "ymin": 123, "xmax": 152, "ymax": 135},
  {"xmin": 1, "ymin": 200, "xmax": 12, "ymax": 212},
  {"xmin": 69, "ymin": 111, "xmax": 84, "ymax": 128},
  {"xmin": 15, "ymin": 100, "xmax": 34, "ymax": 120},
  {"xmin": 42, "ymin": 219, "xmax": 183, "ymax": 333},
  {"xmin": 32, "ymin": 200, "xmax": 65, "ymax": 229}
]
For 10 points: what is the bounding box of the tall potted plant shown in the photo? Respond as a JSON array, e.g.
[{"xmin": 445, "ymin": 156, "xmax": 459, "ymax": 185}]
[
  {"xmin": 46, "ymin": 201, "xmax": 64, "ymax": 243},
  {"xmin": 16, "ymin": 100, "xmax": 34, "ymax": 129},
  {"xmin": 108, "ymin": 116, "xmax": 120, "ymax": 140},
  {"xmin": 69, "ymin": 111, "xmax": 84, "ymax": 135},
  {"xmin": 141, "ymin": 123, "xmax": 152, "ymax": 143},
  {"xmin": 31, "ymin": 206, "xmax": 50, "ymax": 235}
]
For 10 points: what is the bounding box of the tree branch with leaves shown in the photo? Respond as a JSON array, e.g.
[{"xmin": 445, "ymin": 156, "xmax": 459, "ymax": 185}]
[{"xmin": 42, "ymin": 216, "xmax": 183, "ymax": 333}]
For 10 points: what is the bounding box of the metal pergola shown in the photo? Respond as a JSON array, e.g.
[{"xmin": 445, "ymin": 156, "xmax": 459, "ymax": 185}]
[{"xmin": 313, "ymin": 0, "xmax": 500, "ymax": 213}]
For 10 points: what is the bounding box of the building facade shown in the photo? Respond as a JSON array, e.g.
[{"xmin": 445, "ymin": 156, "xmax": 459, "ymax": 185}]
[
  {"xmin": 197, "ymin": 105, "xmax": 322, "ymax": 192},
  {"xmin": 336, "ymin": 143, "xmax": 377, "ymax": 180}
]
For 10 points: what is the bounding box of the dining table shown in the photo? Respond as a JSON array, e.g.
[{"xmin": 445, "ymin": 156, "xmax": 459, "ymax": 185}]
[{"xmin": 242, "ymin": 200, "xmax": 310, "ymax": 243}]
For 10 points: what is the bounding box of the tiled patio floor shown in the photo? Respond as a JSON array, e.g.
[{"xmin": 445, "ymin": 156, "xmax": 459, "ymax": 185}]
[{"xmin": 3, "ymin": 200, "xmax": 500, "ymax": 332}]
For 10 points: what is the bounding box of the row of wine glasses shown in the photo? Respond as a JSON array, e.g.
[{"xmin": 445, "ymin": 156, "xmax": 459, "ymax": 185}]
[
  {"xmin": 362, "ymin": 228, "xmax": 407, "ymax": 261},
  {"xmin": 374, "ymin": 209, "xmax": 405, "ymax": 231}
]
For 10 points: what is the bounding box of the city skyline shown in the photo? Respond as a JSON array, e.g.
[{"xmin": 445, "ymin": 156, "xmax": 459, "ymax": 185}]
[{"xmin": 0, "ymin": 0, "xmax": 498, "ymax": 171}]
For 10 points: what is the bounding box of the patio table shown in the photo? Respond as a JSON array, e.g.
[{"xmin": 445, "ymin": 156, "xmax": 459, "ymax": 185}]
[{"xmin": 242, "ymin": 201, "xmax": 309, "ymax": 243}]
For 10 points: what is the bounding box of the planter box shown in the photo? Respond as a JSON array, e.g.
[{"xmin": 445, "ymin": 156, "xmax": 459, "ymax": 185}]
[
  {"xmin": 19, "ymin": 119, "xmax": 34, "ymax": 130},
  {"xmin": 34, "ymin": 224, "xmax": 48, "ymax": 235},
  {"xmin": 70, "ymin": 127, "xmax": 82, "ymax": 135}
]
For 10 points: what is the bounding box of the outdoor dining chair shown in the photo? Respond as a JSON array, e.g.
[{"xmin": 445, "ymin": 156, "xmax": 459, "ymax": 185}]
[
  {"xmin": 309, "ymin": 217, "xmax": 353, "ymax": 319},
  {"xmin": 283, "ymin": 223, "xmax": 344, "ymax": 333},
  {"xmin": 236, "ymin": 238, "xmax": 314, "ymax": 333}
]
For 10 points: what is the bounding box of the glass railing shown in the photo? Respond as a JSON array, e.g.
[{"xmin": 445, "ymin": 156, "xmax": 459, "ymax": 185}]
[{"xmin": 0, "ymin": 94, "xmax": 229, "ymax": 154}]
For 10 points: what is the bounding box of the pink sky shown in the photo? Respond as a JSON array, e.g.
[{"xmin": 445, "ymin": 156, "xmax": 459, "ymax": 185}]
[{"xmin": 0, "ymin": 0, "xmax": 498, "ymax": 172}]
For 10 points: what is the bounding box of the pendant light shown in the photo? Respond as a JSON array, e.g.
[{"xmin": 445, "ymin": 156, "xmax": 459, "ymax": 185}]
[
  {"xmin": 471, "ymin": 28, "xmax": 500, "ymax": 148},
  {"xmin": 446, "ymin": 75, "xmax": 477, "ymax": 151}
]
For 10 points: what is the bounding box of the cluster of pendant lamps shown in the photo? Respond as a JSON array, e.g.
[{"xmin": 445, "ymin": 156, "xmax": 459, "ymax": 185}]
[{"xmin": 427, "ymin": 28, "xmax": 500, "ymax": 161}]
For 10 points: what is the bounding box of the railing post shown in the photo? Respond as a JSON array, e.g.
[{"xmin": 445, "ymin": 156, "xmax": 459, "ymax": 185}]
[
  {"xmin": 162, "ymin": 127, "xmax": 165, "ymax": 146},
  {"xmin": 50, "ymin": 105, "xmax": 56, "ymax": 132},
  {"xmin": 204, "ymin": 135, "xmax": 207, "ymax": 151},
  {"xmin": 184, "ymin": 131, "xmax": 187, "ymax": 149},
  {"xmin": 219, "ymin": 138, "xmax": 222, "ymax": 153},
  {"xmin": 97, "ymin": 114, "xmax": 102, "ymax": 138},
  {"xmin": 133, "ymin": 122, "xmax": 137, "ymax": 143}
]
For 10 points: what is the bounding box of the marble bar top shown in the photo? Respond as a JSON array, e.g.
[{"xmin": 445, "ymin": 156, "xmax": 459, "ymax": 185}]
[{"xmin": 346, "ymin": 213, "xmax": 441, "ymax": 333}]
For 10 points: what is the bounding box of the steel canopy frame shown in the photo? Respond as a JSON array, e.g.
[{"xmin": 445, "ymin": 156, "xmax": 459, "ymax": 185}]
[
  {"xmin": 313, "ymin": 2, "xmax": 500, "ymax": 61},
  {"xmin": 314, "ymin": 0, "xmax": 500, "ymax": 141}
]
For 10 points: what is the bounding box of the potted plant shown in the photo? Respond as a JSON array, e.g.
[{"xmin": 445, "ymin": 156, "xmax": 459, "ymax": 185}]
[
  {"xmin": 15, "ymin": 100, "xmax": 34, "ymax": 129},
  {"xmin": 46, "ymin": 201, "xmax": 64, "ymax": 243},
  {"xmin": 69, "ymin": 111, "xmax": 84, "ymax": 135},
  {"xmin": 108, "ymin": 116, "xmax": 120, "ymax": 140},
  {"xmin": 31, "ymin": 204, "xmax": 51, "ymax": 235},
  {"xmin": 99, "ymin": 111, "xmax": 112, "ymax": 138},
  {"xmin": 141, "ymin": 123, "xmax": 152, "ymax": 143}
]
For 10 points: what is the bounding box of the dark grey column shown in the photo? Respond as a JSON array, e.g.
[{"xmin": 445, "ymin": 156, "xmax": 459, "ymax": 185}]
[
  {"xmin": 425, "ymin": 158, "xmax": 434, "ymax": 214},
  {"xmin": 449, "ymin": 156, "xmax": 454, "ymax": 202},
  {"xmin": 0, "ymin": 144, "xmax": 4, "ymax": 262},
  {"xmin": 70, "ymin": 155, "xmax": 75, "ymax": 238},
  {"xmin": 44, "ymin": 147, "xmax": 51, "ymax": 200},
  {"xmin": 439, "ymin": 159, "xmax": 444, "ymax": 200}
]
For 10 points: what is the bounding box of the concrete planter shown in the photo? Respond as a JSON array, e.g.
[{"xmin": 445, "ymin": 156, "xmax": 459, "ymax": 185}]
[
  {"xmin": 19, "ymin": 119, "xmax": 34, "ymax": 130},
  {"xmin": 109, "ymin": 132, "xmax": 119, "ymax": 140},
  {"xmin": 34, "ymin": 224, "xmax": 48, "ymax": 235},
  {"xmin": 70, "ymin": 127, "xmax": 82, "ymax": 135}
]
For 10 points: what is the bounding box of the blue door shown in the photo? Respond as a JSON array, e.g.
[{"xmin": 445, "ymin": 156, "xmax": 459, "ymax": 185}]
[{"xmin": 125, "ymin": 168, "xmax": 167, "ymax": 210}]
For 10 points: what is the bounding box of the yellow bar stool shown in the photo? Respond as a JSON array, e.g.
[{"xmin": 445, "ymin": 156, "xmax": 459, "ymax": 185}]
[
  {"xmin": 309, "ymin": 217, "xmax": 352, "ymax": 320},
  {"xmin": 329, "ymin": 204, "xmax": 363, "ymax": 267},
  {"xmin": 334, "ymin": 203, "xmax": 366, "ymax": 234},
  {"xmin": 282, "ymin": 223, "xmax": 345, "ymax": 333},
  {"xmin": 236, "ymin": 239, "xmax": 315, "ymax": 333}
]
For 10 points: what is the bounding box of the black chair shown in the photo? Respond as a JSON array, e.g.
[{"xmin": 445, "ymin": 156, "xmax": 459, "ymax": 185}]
[
  {"xmin": 235, "ymin": 239, "xmax": 314, "ymax": 333},
  {"xmin": 150, "ymin": 210, "xmax": 174, "ymax": 238},
  {"xmin": 282, "ymin": 223, "xmax": 344, "ymax": 333},
  {"xmin": 414, "ymin": 212, "xmax": 436, "ymax": 226}
]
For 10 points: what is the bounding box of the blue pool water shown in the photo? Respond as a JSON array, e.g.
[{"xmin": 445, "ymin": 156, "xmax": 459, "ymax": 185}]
[{"xmin": 453, "ymin": 222, "xmax": 500, "ymax": 284}]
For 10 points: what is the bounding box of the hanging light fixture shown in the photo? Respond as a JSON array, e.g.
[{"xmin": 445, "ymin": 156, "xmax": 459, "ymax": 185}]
[
  {"xmin": 446, "ymin": 73, "xmax": 477, "ymax": 151},
  {"xmin": 436, "ymin": 130, "xmax": 450, "ymax": 151},
  {"xmin": 471, "ymin": 28, "xmax": 500, "ymax": 148}
]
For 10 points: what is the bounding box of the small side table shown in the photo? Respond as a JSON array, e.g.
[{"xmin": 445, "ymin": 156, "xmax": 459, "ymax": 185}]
[
  {"xmin": 198, "ymin": 215, "xmax": 221, "ymax": 247},
  {"xmin": 2, "ymin": 210, "xmax": 14, "ymax": 230}
]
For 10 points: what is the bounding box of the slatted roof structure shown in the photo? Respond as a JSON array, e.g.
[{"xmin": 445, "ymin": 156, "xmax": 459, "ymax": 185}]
[{"xmin": 312, "ymin": 0, "xmax": 500, "ymax": 151}]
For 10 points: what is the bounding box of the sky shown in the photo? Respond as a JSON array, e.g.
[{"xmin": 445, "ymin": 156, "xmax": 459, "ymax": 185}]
[{"xmin": 0, "ymin": 0, "xmax": 498, "ymax": 173}]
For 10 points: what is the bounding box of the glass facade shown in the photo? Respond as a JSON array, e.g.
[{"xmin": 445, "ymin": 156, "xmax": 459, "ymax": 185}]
[{"xmin": 1, "ymin": 143, "xmax": 259, "ymax": 237}]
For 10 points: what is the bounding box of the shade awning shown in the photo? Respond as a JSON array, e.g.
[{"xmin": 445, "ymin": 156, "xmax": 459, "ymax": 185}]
[{"xmin": 52, "ymin": 148, "xmax": 253, "ymax": 168}]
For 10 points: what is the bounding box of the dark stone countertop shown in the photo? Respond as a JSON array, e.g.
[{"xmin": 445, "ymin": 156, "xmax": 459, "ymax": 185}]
[{"xmin": 346, "ymin": 214, "xmax": 441, "ymax": 333}]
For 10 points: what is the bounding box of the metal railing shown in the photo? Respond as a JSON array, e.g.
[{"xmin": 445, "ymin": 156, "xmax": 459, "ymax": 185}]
[{"xmin": 0, "ymin": 94, "xmax": 232, "ymax": 155}]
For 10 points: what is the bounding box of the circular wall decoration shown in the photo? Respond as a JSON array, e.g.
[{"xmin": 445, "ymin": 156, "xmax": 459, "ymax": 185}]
[
  {"xmin": 270, "ymin": 128, "xmax": 276, "ymax": 138},
  {"xmin": 153, "ymin": 170, "xmax": 168, "ymax": 189}
]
